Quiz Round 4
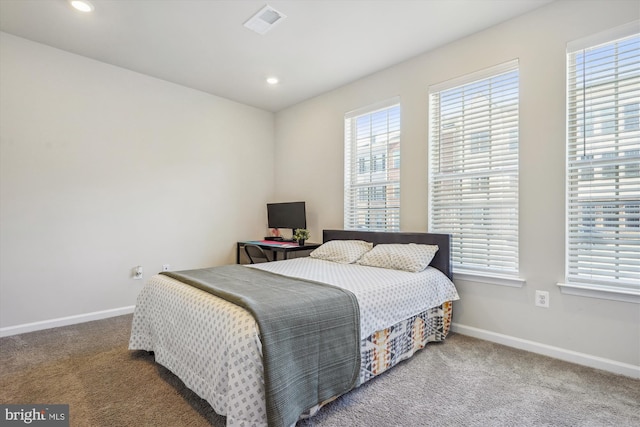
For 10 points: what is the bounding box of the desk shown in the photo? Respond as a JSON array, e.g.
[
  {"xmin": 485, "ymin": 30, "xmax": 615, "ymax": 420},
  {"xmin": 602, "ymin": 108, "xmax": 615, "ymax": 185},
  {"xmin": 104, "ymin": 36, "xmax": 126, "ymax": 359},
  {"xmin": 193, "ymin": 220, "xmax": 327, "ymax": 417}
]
[{"xmin": 236, "ymin": 240, "xmax": 321, "ymax": 264}]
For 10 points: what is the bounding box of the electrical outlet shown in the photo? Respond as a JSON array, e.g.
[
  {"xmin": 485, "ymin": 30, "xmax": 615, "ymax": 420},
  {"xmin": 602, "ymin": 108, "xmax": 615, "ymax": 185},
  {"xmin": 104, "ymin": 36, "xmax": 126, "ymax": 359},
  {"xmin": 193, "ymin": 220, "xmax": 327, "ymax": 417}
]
[
  {"xmin": 162, "ymin": 264, "xmax": 170, "ymax": 272},
  {"xmin": 133, "ymin": 266, "xmax": 143, "ymax": 280},
  {"xmin": 535, "ymin": 290, "xmax": 549, "ymax": 308}
]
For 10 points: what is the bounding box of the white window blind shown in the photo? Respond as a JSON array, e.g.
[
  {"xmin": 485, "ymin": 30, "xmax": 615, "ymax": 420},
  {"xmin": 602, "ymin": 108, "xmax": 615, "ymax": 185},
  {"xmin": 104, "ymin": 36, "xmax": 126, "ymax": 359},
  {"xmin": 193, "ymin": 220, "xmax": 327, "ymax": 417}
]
[
  {"xmin": 345, "ymin": 99, "xmax": 400, "ymax": 231},
  {"xmin": 566, "ymin": 24, "xmax": 640, "ymax": 292},
  {"xmin": 429, "ymin": 60, "xmax": 519, "ymax": 276}
]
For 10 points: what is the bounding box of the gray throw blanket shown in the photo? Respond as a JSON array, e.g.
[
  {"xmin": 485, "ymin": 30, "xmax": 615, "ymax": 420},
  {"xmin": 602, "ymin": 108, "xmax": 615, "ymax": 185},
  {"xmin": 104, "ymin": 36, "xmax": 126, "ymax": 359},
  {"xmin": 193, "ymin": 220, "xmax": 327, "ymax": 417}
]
[{"xmin": 161, "ymin": 265, "xmax": 360, "ymax": 427}]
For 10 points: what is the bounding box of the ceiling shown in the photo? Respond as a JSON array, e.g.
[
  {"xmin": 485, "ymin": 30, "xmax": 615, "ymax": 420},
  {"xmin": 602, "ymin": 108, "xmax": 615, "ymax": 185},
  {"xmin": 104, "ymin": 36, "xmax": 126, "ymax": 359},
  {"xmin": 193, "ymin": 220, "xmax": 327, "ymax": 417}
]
[{"xmin": 0, "ymin": 0, "xmax": 553, "ymax": 112}]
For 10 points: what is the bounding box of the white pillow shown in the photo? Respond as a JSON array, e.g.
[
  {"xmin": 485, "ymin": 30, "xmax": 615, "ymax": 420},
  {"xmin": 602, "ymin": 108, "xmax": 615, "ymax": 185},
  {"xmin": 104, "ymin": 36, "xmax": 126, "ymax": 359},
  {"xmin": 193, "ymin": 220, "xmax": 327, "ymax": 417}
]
[
  {"xmin": 357, "ymin": 243, "xmax": 439, "ymax": 272},
  {"xmin": 310, "ymin": 240, "xmax": 373, "ymax": 264}
]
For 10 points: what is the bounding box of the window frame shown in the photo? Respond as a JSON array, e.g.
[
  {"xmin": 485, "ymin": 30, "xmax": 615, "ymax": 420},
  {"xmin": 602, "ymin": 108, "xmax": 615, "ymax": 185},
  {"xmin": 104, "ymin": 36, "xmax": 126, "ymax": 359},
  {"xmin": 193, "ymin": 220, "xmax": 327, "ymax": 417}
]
[
  {"xmin": 428, "ymin": 60, "xmax": 523, "ymax": 285},
  {"xmin": 559, "ymin": 21, "xmax": 640, "ymax": 303},
  {"xmin": 344, "ymin": 98, "xmax": 401, "ymax": 232}
]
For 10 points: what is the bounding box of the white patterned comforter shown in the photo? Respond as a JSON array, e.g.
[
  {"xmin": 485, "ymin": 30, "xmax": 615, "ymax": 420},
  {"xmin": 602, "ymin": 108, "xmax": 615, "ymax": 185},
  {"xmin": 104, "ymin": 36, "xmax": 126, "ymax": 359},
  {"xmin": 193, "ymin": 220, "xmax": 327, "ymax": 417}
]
[
  {"xmin": 250, "ymin": 258, "xmax": 458, "ymax": 338},
  {"xmin": 129, "ymin": 257, "xmax": 458, "ymax": 426}
]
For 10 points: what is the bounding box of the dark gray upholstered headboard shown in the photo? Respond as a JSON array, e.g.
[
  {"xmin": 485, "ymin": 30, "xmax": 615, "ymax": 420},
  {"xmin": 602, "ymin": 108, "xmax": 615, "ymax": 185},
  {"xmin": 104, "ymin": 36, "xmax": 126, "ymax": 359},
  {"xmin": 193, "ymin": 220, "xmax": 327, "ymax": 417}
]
[{"xmin": 322, "ymin": 229, "xmax": 452, "ymax": 280}]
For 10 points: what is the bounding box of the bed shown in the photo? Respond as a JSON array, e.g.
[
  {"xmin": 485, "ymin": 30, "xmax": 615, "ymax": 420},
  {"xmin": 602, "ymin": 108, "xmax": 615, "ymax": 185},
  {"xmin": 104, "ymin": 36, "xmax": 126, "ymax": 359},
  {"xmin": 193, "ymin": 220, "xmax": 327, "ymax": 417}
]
[{"xmin": 129, "ymin": 229, "xmax": 459, "ymax": 426}]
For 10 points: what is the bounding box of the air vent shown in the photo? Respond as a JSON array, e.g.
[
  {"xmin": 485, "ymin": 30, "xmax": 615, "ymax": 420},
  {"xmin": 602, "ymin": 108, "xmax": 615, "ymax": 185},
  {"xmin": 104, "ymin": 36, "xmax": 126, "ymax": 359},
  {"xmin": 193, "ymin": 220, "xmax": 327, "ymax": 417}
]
[{"xmin": 244, "ymin": 5, "xmax": 287, "ymax": 35}]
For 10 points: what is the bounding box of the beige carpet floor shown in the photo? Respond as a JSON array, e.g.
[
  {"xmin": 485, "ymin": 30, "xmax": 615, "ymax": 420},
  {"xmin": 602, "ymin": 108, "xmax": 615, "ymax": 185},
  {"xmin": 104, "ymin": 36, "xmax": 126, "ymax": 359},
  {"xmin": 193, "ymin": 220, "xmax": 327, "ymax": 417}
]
[{"xmin": 1, "ymin": 314, "xmax": 638, "ymax": 426}]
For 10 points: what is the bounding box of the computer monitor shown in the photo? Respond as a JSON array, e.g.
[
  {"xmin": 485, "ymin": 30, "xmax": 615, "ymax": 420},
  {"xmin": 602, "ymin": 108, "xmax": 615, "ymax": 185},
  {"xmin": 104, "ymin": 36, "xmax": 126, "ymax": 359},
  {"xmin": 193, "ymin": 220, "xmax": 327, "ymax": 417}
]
[{"xmin": 267, "ymin": 201, "xmax": 306, "ymax": 232}]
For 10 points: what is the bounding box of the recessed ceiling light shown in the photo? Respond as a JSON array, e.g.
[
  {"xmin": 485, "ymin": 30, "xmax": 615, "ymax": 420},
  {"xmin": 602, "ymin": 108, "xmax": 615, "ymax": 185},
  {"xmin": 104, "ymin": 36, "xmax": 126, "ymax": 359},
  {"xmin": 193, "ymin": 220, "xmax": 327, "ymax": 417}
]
[
  {"xmin": 266, "ymin": 77, "xmax": 279, "ymax": 85},
  {"xmin": 69, "ymin": 0, "xmax": 94, "ymax": 13}
]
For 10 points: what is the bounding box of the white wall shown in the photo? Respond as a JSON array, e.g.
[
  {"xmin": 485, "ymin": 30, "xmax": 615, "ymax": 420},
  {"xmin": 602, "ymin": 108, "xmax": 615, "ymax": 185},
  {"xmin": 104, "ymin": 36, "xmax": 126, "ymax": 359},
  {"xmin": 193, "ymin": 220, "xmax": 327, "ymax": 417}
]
[
  {"xmin": 275, "ymin": 0, "xmax": 640, "ymax": 369},
  {"xmin": 0, "ymin": 33, "xmax": 275, "ymax": 329}
]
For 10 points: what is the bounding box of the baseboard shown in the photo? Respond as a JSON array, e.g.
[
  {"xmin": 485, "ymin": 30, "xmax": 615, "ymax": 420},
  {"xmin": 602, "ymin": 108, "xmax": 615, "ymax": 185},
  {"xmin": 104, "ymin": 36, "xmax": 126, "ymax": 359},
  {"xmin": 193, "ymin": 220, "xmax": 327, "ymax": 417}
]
[
  {"xmin": 0, "ymin": 306, "xmax": 135, "ymax": 338},
  {"xmin": 451, "ymin": 323, "xmax": 640, "ymax": 379},
  {"xmin": 3, "ymin": 312, "xmax": 637, "ymax": 378}
]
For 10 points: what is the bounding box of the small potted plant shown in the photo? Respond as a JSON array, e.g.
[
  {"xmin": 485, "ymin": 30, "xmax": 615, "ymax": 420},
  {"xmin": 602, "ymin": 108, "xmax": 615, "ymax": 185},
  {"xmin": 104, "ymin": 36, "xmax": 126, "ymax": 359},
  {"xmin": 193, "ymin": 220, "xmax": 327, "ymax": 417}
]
[{"xmin": 293, "ymin": 228, "xmax": 310, "ymax": 246}]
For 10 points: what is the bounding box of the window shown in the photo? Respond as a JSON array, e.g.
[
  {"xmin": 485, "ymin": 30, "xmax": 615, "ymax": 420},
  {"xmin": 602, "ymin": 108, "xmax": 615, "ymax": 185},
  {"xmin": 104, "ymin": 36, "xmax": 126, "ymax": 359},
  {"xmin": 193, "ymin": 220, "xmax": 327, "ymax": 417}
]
[
  {"xmin": 345, "ymin": 99, "xmax": 400, "ymax": 231},
  {"xmin": 565, "ymin": 23, "xmax": 640, "ymax": 299},
  {"xmin": 429, "ymin": 60, "xmax": 520, "ymax": 278}
]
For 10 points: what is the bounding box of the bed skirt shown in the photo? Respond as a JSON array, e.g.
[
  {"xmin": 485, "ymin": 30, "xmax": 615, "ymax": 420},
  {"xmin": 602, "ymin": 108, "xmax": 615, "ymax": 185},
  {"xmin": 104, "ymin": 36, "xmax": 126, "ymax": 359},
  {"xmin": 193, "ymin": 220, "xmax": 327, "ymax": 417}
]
[{"xmin": 301, "ymin": 300, "xmax": 453, "ymax": 419}]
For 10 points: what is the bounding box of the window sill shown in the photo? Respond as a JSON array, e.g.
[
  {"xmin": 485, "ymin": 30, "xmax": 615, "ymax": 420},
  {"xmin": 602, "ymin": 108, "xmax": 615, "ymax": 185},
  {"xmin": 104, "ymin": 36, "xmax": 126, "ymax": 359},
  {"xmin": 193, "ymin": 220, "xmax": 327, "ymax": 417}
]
[
  {"xmin": 557, "ymin": 282, "xmax": 640, "ymax": 304},
  {"xmin": 453, "ymin": 271, "xmax": 525, "ymax": 288}
]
